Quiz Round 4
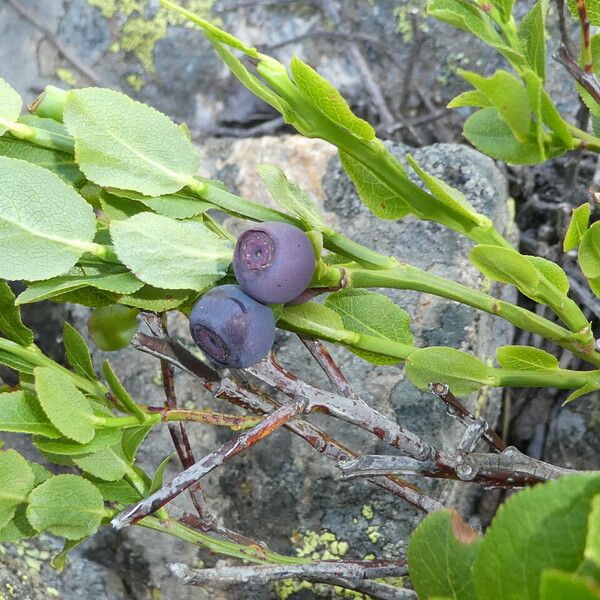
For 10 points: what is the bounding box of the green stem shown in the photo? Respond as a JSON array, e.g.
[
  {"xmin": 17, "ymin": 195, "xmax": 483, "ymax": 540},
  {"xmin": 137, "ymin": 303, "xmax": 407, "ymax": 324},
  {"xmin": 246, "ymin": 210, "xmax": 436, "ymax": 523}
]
[
  {"xmin": 567, "ymin": 123, "xmax": 600, "ymax": 152},
  {"xmin": 490, "ymin": 367, "xmax": 600, "ymax": 389},
  {"xmin": 340, "ymin": 265, "xmax": 600, "ymax": 366},
  {"xmin": 0, "ymin": 118, "xmax": 74, "ymax": 154},
  {"xmin": 28, "ymin": 86, "xmax": 67, "ymax": 122}
]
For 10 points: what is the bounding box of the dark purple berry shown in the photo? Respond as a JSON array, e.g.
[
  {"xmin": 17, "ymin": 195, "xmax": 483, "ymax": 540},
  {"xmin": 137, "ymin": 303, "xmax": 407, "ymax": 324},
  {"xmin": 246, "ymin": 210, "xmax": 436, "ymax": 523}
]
[
  {"xmin": 189, "ymin": 284, "xmax": 275, "ymax": 368},
  {"xmin": 233, "ymin": 222, "xmax": 316, "ymax": 304}
]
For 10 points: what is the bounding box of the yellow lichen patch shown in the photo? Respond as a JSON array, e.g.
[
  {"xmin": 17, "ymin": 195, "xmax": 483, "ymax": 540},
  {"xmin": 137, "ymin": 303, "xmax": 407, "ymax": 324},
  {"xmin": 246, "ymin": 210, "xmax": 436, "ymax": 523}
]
[
  {"xmin": 121, "ymin": 18, "xmax": 167, "ymax": 75},
  {"xmin": 56, "ymin": 68, "xmax": 77, "ymax": 86},
  {"xmin": 361, "ymin": 504, "xmax": 374, "ymax": 520},
  {"xmin": 126, "ymin": 73, "xmax": 146, "ymax": 92},
  {"xmin": 367, "ymin": 525, "xmax": 382, "ymax": 544}
]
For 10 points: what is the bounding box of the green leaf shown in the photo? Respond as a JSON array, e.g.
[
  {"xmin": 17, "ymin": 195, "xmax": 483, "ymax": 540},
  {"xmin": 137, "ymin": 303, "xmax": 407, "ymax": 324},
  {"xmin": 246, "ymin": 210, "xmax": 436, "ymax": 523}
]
[
  {"xmin": 149, "ymin": 453, "xmax": 176, "ymax": 494},
  {"xmin": 63, "ymin": 87, "xmax": 200, "ymax": 195},
  {"xmin": 526, "ymin": 256, "xmax": 570, "ymax": 295},
  {"xmin": 0, "ymin": 450, "xmax": 35, "ymax": 528},
  {"xmin": 491, "ymin": 0, "xmax": 514, "ymax": 21},
  {"xmin": 586, "ymin": 494, "xmax": 600, "ymax": 567},
  {"xmin": 0, "ymin": 280, "xmax": 34, "ymax": 346},
  {"xmin": 540, "ymin": 87, "xmax": 574, "ymax": 148},
  {"xmin": 33, "ymin": 428, "xmax": 121, "ymax": 456},
  {"xmin": 564, "ymin": 381, "xmax": 600, "ymax": 405},
  {"xmin": 106, "ymin": 188, "xmax": 212, "ymax": 219},
  {"xmin": 26, "ymin": 474, "xmax": 105, "ymax": 540},
  {"xmin": 257, "ymin": 164, "xmax": 324, "ymax": 228},
  {"xmin": 517, "ymin": 0, "xmax": 548, "ymax": 80},
  {"xmin": 34, "ymin": 366, "xmax": 98, "ymax": 443},
  {"xmin": 0, "ymin": 77, "xmax": 22, "ymax": 135},
  {"xmin": 0, "ymin": 390, "xmax": 61, "ymax": 438},
  {"xmin": 565, "ymin": 204, "xmax": 592, "ymax": 252},
  {"xmin": 473, "ymin": 473, "xmax": 600, "ymax": 600},
  {"xmin": 447, "ymin": 90, "xmax": 491, "ymax": 108},
  {"xmin": 0, "ymin": 138, "xmax": 83, "ymax": 185},
  {"xmin": 0, "ymin": 350, "xmax": 36, "ymax": 374},
  {"xmin": 51, "ymin": 538, "xmax": 86, "ymax": 571},
  {"xmin": 102, "ymin": 360, "xmax": 145, "ymax": 422},
  {"xmin": 16, "ymin": 264, "xmax": 144, "ymax": 305},
  {"xmin": 408, "ymin": 509, "xmax": 481, "ymax": 600},
  {"xmin": 121, "ymin": 424, "xmax": 153, "ymax": 463},
  {"xmin": 87, "ymin": 304, "xmax": 139, "ymax": 351},
  {"xmin": 579, "ymin": 222, "xmax": 600, "ymax": 299},
  {"xmin": 470, "ymin": 245, "xmax": 540, "ymax": 290},
  {"xmin": 110, "ymin": 212, "xmax": 232, "ymax": 291},
  {"xmin": 100, "ymin": 191, "xmax": 146, "ymax": 221},
  {"xmin": 0, "ymin": 156, "xmax": 96, "ymax": 281},
  {"xmin": 0, "ymin": 504, "xmax": 37, "ymax": 543},
  {"xmin": 540, "ymin": 570, "xmax": 600, "ymax": 600},
  {"xmin": 73, "ymin": 446, "xmax": 129, "ymax": 482},
  {"xmin": 406, "ymin": 154, "xmax": 489, "ymax": 233},
  {"xmin": 85, "ymin": 476, "xmax": 142, "ymax": 504},
  {"xmin": 325, "ymin": 289, "xmax": 413, "ymax": 365},
  {"xmin": 63, "ymin": 322, "xmax": 96, "ymax": 381},
  {"xmin": 463, "ymin": 107, "xmax": 545, "ymax": 165},
  {"xmin": 49, "ymin": 286, "xmax": 118, "ymax": 309},
  {"xmin": 278, "ymin": 303, "xmax": 353, "ymax": 343},
  {"xmin": 405, "ymin": 347, "xmax": 490, "ymax": 395},
  {"xmin": 290, "ymin": 56, "xmax": 376, "ymax": 142},
  {"xmin": 339, "ymin": 150, "xmax": 412, "ymax": 219},
  {"xmin": 118, "ymin": 285, "xmax": 191, "ymax": 311},
  {"xmin": 496, "ymin": 345, "xmax": 559, "ymax": 371},
  {"xmin": 459, "ymin": 70, "xmax": 531, "ymax": 142}
]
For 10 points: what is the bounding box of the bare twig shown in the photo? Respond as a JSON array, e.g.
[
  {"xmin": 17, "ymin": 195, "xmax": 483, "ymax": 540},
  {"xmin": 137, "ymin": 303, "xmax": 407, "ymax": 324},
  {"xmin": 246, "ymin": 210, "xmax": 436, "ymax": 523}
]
[
  {"xmin": 555, "ymin": 45, "xmax": 600, "ymax": 105},
  {"xmin": 113, "ymin": 400, "xmax": 307, "ymax": 528},
  {"xmin": 429, "ymin": 383, "xmax": 507, "ymax": 452},
  {"xmin": 204, "ymin": 116, "xmax": 285, "ymax": 138},
  {"xmin": 398, "ymin": 11, "xmax": 425, "ymax": 114},
  {"xmin": 340, "ymin": 447, "xmax": 583, "ymax": 486},
  {"xmin": 555, "ymin": 0, "xmax": 575, "ymax": 57},
  {"xmin": 5, "ymin": 0, "xmax": 105, "ymax": 87},
  {"xmin": 170, "ymin": 561, "xmax": 415, "ymax": 600}
]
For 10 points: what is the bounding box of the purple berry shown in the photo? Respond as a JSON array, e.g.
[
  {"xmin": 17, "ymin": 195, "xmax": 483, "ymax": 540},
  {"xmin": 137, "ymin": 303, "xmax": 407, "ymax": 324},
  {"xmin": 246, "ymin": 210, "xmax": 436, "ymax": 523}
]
[
  {"xmin": 189, "ymin": 285, "xmax": 275, "ymax": 368},
  {"xmin": 233, "ymin": 222, "xmax": 316, "ymax": 304}
]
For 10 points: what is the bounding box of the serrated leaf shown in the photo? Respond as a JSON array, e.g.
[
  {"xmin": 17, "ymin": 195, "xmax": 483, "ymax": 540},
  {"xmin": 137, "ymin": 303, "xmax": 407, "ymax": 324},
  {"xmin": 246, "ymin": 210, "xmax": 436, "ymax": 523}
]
[
  {"xmin": 526, "ymin": 256, "xmax": 570, "ymax": 295},
  {"xmin": 31, "ymin": 463, "xmax": 52, "ymax": 485},
  {"xmin": 405, "ymin": 347, "xmax": 490, "ymax": 395},
  {"xmin": 470, "ymin": 245, "xmax": 540, "ymax": 291},
  {"xmin": 110, "ymin": 212, "xmax": 232, "ymax": 291},
  {"xmin": 564, "ymin": 381, "xmax": 600, "ymax": 405},
  {"xmin": 63, "ymin": 87, "xmax": 200, "ymax": 195},
  {"xmin": 0, "ymin": 138, "xmax": 83, "ymax": 185},
  {"xmin": 34, "ymin": 366, "xmax": 98, "ymax": 443},
  {"xmin": 257, "ymin": 164, "xmax": 324, "ymax": 228},
  {"xmin": 122, "ymin": 424, "xmax": 153, "ymax": 463},
  {"xmin": 26, "ymin": 474, "xmax": 104, "ymax": 540},
  {"xmin": 102, "ymin": 360, "xmax": 145, "ymax": 422},
  {"xmin": 73, "ymin": 446, "xmax": 129, "ymax": 482},
  {"xmin": 33, "ymin": 428, "xmax": 121, "ymax": 456},
  {"xmin": 496, "ymin": 345, "xmax": 559, "ymax": 371},
  {"xmin": 0, "ymin": 504, "xmax": 37, "ymax": 543},
  {"xmin": 339, "ymin": 150, "xmax": 412, "ymax": 219},
  {"xmin": 118, "ymin": 285, "xmax": 191, "ymax": 311},
  {"xmin": 463, "ymin": 108, "xmax": 545, "ymax": 165},
  {"xmin": 16, "ymin": 264, "xmax": 144, "ymax": 305},
  {"xmin": 579, "ymin": 222, "xmax": 600, "ymax": 299},
  {"xmin": 408, "ymin": 509, "xmax": 481, "ymax": 600},
  {"xmin": 49, "ymin": 286, "xmax": 118, "ymax": 308},
  {"xmin": 0, "ymin": 77, "xmax": 22, "ymax": 136},
  {"xmin": 149, "ymin": 453, "xmax": 175, "ymax": 494},
  {"xmin": 107, "ymin": 188, "xmax": 212, "ymax": 219},
  {"xmin": 63, "ymin": 322, "xmax": 96, "ymax": 381},
  {"xmin": 290, "ymin": 56, "xmax": 375, "ymax": 142},
  {"xmin": 85, "ymin": 476, "xmax": 142, "ymax": 504},
  {"xmin": 491, "ymin": 0, "xmax": 513, "ymax": 21},
  {"xmin": 0, "ymin": 390, "xmax": 61, "ymax": 437},
  {"xmin": 473, "ymin": 474, "xmax": 600, "ymax": 600},
  {"xmin": 540, "ymin": 570, "xmax": 600, "ymax": 600},
  {"xmin": 0, "ymin": 156, "xmax": 96, "ymax": 281},
  {"xmin": 459, "ymin": 70, "xmax": 531, "ymax": 142},
  {"xmin": 0, "ymin": 280, "xmax": 33, "ymax": 346},
  {"xmin": 406, "ymin": 154, "xmax": 488, "ymax": 233},
  {"xmin": 517, "ymin": 0, "xmax": 548, "ymax": 80},
  {"xmin": 565, "ymin": 204, "xmax": 592, "ymax": 252},
  {"xmin": 447, "ymin": 89, "xmax": 491, "ymax": 108},
  {"xmin": 278, "ymin": 303, "xmax": 352, "ymax": 343},
  {"xmin": 0, "ymin": 450, "xmax": 35, "ymax": 528},
  {"xmin": 100, "ymin": 191, "xmax": 147, "ymax": 221},
  {"xmin": 0, "ymin": 350, "xmax": 36, "ymax": 374},
  {"xmin": 325, "ymin": 289, "xmax": 413, "ymax": 365},
  {"xmin": 51, "ymin": 538, "xmax": 86, "ymax": 571}
]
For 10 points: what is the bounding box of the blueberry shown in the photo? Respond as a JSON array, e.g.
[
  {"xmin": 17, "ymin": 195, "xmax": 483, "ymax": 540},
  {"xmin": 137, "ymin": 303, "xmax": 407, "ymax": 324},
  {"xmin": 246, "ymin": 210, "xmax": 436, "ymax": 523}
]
[
  {"xmin": 233, "ymin": 222, "xmax": 316, "ymax": 304},
  {"xmin": 189, "ymin": 284, "xmax": 275, "ymax": 368}
]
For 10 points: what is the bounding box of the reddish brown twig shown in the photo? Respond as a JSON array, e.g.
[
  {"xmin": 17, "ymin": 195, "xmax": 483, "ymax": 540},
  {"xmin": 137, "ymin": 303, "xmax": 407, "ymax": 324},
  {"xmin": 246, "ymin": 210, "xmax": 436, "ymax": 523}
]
[
  {"xmin": 576, "ymin": 0, "xmax": 593, "ymax": 72},
  {"xmin": 429, "ymin": 383, "xmax": 507, "ymax": 452},
  {"xmin": 113, "ymin": 400, "xmax": 307, "ymax": 528},
  {"xmin": 555, "ymin": 45, "xmax": 600, "ymax": 105}
]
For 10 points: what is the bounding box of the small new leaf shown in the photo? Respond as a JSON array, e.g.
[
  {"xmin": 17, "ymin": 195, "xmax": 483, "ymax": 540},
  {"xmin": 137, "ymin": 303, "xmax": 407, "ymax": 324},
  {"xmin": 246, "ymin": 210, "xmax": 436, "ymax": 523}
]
[
  {"xmin": 102, "ymin": 360, "xmax": 145, "ymax": 422},
  {"xmin": 496, "ymin": 345, "xmax": 559, "ymax": 371},
  {"xmin": 564, "ymin": 203, "xmax": 591, "ymax": 252},
  {"xmin": 26, "ymin": 474, "xmax": 105, "ymax": 540},
  {"xmin": 63, "ymin": 322, "xmax": 96, "ymax": 381},
  {"xmin": 579, "ymin": 222, "xmax": 600, "ymax": 298},
  {"xmin": 0, "ymin": 280, "xmax": 34, "ymax": 346},
  {"xmin": 279, "ymin": 303, "xmax": 355, "ymax": 344},
  {"xmin": 470, "ymin": 245, "xmax": 540, "ymax": 291}
]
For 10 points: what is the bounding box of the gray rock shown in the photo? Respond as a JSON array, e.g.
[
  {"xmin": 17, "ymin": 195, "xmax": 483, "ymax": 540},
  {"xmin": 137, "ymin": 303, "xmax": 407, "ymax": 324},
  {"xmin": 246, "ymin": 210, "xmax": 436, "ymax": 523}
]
[{"xmin": 0, "ymin": 137, "xmax": 515, "ymax": 599}]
